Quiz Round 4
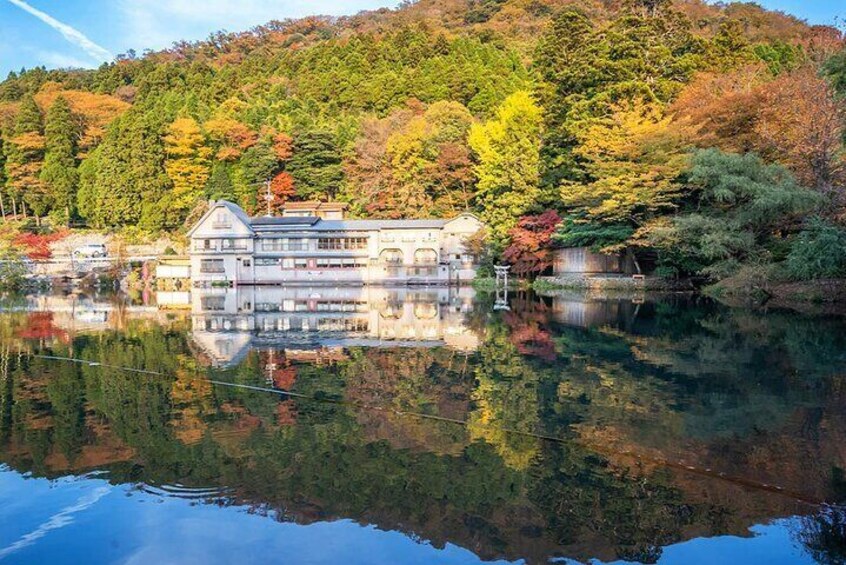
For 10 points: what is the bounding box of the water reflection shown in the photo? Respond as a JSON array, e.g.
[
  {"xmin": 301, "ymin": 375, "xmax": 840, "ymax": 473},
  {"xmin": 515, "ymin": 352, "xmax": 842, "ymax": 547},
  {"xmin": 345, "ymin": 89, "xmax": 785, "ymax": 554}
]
[
  {"xmin": 189, "ymin": 287, "xmax": 481, "ymax": 367},
  {"xmin": 0, "ymin": 288, "xmax": 843, "ymax": 564}
]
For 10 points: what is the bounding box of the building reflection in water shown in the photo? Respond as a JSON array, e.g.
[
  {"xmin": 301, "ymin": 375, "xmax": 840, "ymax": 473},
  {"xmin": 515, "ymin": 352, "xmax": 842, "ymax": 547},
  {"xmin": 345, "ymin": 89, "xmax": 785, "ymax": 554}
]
[{"xmin": 186, "ymin": 286, "xmax": 481, "ymax": 368}]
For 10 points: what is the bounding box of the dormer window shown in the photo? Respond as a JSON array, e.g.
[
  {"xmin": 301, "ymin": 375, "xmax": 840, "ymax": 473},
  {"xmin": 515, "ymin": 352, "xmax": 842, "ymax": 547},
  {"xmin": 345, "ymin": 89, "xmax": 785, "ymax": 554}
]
[{"xmin": 212, "ymin": 211, "xmax": 231, "ymax": 229}]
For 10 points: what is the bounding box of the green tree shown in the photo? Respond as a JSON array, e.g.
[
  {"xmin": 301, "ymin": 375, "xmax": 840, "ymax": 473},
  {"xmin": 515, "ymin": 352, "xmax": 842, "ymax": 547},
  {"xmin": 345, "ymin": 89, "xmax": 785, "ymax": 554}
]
[
  {"xmin": 643, "ymin": 149, "xmax": 819, "ymax": 278},
  {"xmin": 4, "ymin": 95, "xmax": 44, "ymax": 218},
  {"xmin": 40, "ymin": 96, "xmax": 79, "ymax": 225},
  {"xmin": 288, "ymin": 131, "xmax": 344, "ymax": 200},
  {"xmin": 205, "ymin": 161, "xmax": 235, "ymax": 201},
  {"xmin": 469, "ymin": 91, "xmax": 544, "ymax": 243}
]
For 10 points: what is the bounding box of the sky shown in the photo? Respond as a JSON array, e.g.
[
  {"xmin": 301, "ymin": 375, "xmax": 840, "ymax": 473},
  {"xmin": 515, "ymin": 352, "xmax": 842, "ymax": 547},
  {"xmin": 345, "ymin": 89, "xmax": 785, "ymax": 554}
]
[{"xmin": 0, "ymin": 0, "xmax": 844, "ymax": 77}]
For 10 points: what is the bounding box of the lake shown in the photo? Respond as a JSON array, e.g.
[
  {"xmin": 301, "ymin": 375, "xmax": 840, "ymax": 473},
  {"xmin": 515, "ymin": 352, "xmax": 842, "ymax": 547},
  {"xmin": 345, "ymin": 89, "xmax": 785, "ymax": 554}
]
[{"xmin": 0, "ymin": 287, "xmax": 844, "ymax": 564}]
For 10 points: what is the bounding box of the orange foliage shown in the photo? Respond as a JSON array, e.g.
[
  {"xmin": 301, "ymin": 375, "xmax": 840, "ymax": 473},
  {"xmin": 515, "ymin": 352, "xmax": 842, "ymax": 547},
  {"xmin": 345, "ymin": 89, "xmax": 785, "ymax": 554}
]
[
  {"xmin": 14, "ymin": 229, "xmax": 69, "ymax": 260},
  {"xmin": 33, "ymin": 83, "xmax": 130, "ymax": 154},
  {"xmin": 266, "ymin": 171, "xmax": 296, "ymax": 213},
  {"xmin": 756, "ymin": 67, "xmax": 846, "ymax": 195},
  {"xmin": 205, "ymin": 118, "xmax": 258, "ymax": 160},
  {"xmin": 15, "ymin": 312, "xmax": 70, "ymax": 343},
  {"xmin": 673, "ymin": 64, "xmax": 846, "ymax": 197},
  {"xmin": 272, "ymin": 132, "xmax": 293, "ymax": 161},
  {"xmin": 671, "ymin": 65, "xmax": 768, "ymax": 154},
  {"xmin": 11, "ymin": 131, "xmax": 45, "ymax": 151}
]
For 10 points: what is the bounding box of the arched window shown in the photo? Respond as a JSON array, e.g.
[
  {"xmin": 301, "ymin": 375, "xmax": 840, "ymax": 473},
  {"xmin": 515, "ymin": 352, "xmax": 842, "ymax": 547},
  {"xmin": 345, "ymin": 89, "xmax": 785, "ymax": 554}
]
[
  {"xmin": 413, "ymin": 248, "xmax": 437, "ymax": 265},
  {"xmin": 379, "ymin": 248, "xmax": 404, "ymax": 265}
]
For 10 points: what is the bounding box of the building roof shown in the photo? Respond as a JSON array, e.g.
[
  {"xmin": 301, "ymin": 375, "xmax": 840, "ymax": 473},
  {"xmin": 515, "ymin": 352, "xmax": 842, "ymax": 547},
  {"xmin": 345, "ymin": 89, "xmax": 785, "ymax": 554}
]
[
  {"xmin": 283, "ymin": 201, "xmax": 348, "ymax": 211},
  {"xmin": 305, "ymin": 219, "xmax": 448, "ymax": 231},
  {"xmin": 187, "ymin": 200, "xmax": 257, "ymax": 237},
  {"xmin": 250, "ymin": 217, "xmax": 449, "ymax": 232},
  {"xmin": 191, "ymin": 200, "xmax": 477, "ymax": 235},
  {"xmin": 251, "ymin": 216, "xmax": 321, "ymax": 227}
]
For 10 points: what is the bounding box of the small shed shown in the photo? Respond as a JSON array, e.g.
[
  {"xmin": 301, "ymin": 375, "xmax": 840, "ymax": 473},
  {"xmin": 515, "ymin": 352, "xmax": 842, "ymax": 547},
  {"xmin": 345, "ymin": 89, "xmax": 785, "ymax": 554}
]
[
  {"xmin": 156, "ymin": 257, "xmax": 191, "ymax": 279},
  {"xmin": 552, "ymin": 247, "xmax": 636, "ymax": 275}
]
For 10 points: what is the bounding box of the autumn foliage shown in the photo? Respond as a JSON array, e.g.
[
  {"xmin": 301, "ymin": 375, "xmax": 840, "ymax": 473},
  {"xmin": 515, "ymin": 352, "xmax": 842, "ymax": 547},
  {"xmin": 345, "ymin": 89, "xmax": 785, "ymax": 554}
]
[{"xmin": 501, "ymin": 211, "xmax": 561, "ymax": 276}]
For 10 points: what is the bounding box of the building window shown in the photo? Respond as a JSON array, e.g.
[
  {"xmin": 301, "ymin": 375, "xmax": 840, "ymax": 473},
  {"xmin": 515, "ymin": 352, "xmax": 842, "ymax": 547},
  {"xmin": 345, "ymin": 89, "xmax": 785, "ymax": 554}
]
[
  {"xmin": 212, "ymin": 212, "xmax": 231, "ymax": 229},
  {"xmin": 200, "ymin": 296, "xmax": 225, "ymax": 311},
  {"xmin": 294, "ymin": 258, "xmax": 308, "ymax": 269},
  {"xmin": 200, "ymin": 259, "xmax": 225, "ymax": 273},
  {"xmin": 261, "ymin": 238, "xmax": 307, "ymax": 252},
  {"xmin": 318, "ymin": 237, "xmax": 367, "ymax": 250},
  {"xmin": 380, "ymin": 248, "xmax": 403, "ymax": 265},
  {"xmin": 256, "ymin": 258, "xmax": 279, "ymax": 266},
  {"xmin": 414, "ymin": 248, "xmax": 437, "ymax": 265},
  {"xmin": 242, "ymin": 259, "xmax": 251, "ymax": 267}
]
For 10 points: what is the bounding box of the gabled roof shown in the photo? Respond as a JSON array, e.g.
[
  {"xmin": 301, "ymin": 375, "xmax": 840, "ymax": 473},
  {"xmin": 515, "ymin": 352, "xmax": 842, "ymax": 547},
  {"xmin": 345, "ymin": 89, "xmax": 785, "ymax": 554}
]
[{"xmin": 187, "ymin": 200, "xmax": 255, "ymax": 237}]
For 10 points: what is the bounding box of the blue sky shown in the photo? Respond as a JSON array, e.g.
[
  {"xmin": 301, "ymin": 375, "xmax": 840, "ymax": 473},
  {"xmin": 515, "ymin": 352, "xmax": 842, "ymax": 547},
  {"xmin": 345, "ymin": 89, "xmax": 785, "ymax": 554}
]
[{"xmin": 0, "ymin": 0, "xmax": 843, "ymax": 77}]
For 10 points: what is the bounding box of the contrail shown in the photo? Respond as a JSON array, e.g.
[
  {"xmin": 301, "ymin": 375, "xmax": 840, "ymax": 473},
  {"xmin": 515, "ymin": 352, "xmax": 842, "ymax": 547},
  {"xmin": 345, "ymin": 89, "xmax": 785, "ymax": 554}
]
[{"xmin": 6, "ymin": 0, "xmax": 113, "ymax": 63}]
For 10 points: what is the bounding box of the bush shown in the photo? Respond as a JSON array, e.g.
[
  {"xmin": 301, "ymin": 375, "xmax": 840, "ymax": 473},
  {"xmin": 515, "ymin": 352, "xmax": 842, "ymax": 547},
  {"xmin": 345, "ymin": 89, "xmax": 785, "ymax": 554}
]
[{"xmin": 786, "ymin": 219, "xmax": 846, "ymax": 280}]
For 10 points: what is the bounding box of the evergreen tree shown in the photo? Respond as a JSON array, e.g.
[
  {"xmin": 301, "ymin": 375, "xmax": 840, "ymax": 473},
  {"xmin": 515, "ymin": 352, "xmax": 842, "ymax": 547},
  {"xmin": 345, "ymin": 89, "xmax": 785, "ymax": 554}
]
[
  {"xmin": 40, "ymin": 96, "xmax": 79, "ymax": 225},
  {"xmin": 4, "ymin": 95, "xmax": 44, "ymax": 218},
  {"xmin": 288, "ymin": 131, "xmax": 344, "ymax": 200},
  {"xmin": 205, "ymin": 161, "xmax": 235, "ymax": 201}
]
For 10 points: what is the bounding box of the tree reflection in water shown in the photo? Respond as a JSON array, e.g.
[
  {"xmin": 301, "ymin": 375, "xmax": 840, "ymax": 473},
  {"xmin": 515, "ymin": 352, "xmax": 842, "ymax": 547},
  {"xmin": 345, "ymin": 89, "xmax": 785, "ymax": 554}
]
[{"xmin": 0, "ymin": 288, "xmax": 844, "ymax": 563}]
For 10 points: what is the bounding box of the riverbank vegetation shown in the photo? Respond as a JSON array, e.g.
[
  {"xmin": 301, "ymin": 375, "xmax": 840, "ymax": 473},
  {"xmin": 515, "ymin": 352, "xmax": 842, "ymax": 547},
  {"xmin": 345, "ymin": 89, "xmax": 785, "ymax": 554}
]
[{"xmin": 1, "ymin": 0, "xmax": 845, "ymax": 292}]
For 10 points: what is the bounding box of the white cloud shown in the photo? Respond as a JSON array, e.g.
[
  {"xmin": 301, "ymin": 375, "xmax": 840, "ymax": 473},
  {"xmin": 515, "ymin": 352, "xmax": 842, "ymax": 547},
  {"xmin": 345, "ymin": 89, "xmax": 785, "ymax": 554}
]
[
  {"xmin": 5, "ymin": 0, "xmax": 113, "ymax": 63},
  {"xmin": 0, "ymin": 486, "xmax": 111, "ymax": 560}
]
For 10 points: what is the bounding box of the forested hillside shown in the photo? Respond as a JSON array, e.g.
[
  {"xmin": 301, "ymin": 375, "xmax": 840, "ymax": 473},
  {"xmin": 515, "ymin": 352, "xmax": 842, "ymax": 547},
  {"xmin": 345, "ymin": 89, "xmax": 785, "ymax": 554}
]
[{"xmin": 1, "ymin": 0, "xmax": 845, "ymax": 282}]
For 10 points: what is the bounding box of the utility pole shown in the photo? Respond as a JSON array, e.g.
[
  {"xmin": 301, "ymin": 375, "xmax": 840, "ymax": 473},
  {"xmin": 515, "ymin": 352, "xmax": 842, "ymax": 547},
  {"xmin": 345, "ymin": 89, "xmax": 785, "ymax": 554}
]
[{"xmin": 264, "ymin": 179, "xmax": 273, "ymax": 217}]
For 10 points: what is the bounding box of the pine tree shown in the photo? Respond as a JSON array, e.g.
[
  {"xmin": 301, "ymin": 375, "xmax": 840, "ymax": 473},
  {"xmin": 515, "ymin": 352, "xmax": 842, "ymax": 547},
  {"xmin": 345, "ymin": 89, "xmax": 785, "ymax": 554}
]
[{"xmin": 40, "ymin": 96, "xmax": 79, "ymax": 225}]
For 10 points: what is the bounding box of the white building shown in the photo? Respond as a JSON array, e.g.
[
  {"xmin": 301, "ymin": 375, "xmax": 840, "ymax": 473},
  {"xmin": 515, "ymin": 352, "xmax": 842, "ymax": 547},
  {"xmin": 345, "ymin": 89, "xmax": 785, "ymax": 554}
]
[{"xmin": 187, "ymin": 200, "xmax": 484, "ymax": 287}]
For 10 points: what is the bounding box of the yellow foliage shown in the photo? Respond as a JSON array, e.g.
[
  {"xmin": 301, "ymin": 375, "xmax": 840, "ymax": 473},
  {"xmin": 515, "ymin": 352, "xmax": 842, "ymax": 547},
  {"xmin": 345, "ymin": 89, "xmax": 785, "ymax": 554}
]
[
  {"xmin": 164, "ymin": 117, "xmax": 212, "ymax": 214},
  {"xmin": 562, "ymin": 99, "xmax": 690, "ymax": 224}
]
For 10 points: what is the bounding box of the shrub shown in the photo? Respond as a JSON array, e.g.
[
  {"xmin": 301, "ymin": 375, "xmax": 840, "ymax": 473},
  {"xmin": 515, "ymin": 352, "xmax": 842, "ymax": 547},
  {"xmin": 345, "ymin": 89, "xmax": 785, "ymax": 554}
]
[{"xmin": 786, "ymin": 218, "xmax": 846, "ymax": 280}]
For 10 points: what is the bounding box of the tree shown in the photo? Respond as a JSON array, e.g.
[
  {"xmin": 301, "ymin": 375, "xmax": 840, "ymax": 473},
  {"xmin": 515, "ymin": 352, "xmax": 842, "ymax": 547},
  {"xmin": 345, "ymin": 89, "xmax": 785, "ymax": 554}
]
[
  {"xmin": 288, "ymin": 131, "xmax": 344, "ymax": 200},
  {"xmin": 236, "ymin": 137, "xmax": 279, "ymax": 213},
  {"xmin": 559, "ymin": 99, "xmax": 688, "ymax": 251},
  {"xmin": 40, "ymin": 96, "xmax": 78, "ymax": 224},
  {"xmin": 4, "ymin": 95, "xmax": 44, "ymax": 218},
  {"xmin": 266, "ymin": 171, "xmax": 296, "ymax": 214},
  {"xmin": 163, "ymin": 117, "xmax": 211, "ymax": 226},
  {"xmin": 641, "ymin": 149, "xmax": 819, "ymax": 279},
  {"xmin": 469, "ymin": 91, "xmax": 544, "ymax": 243},
  {"xmin": 501, "ymin": 211, "xmax": 561, "ymax": 277},
  {"xmin": 77, "ymin": 110, "xmax": 171, "ymax": 229},
  {"xmin": 755, "ymin": 67, "xmax": 846, "ymax": 208},
  {"xmin": 205, "ymin": 161, "xmax": 235, "ymax": 201}
]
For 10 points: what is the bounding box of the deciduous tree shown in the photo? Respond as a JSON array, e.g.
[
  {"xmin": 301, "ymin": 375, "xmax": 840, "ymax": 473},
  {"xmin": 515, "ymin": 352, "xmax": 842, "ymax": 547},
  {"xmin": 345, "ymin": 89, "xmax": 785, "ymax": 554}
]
[
  {"xmin": 469, "ymin": 91, "xmax": 544, "ymax": 243},
  {"xmin": 163, "ymin": 117, "xmax": 211, "ymax": 226}
]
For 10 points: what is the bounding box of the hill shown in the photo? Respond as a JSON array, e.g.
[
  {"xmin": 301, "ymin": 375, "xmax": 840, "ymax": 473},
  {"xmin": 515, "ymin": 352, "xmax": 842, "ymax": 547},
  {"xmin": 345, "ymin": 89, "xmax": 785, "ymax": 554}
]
[{"xmin": 1, "ymin": 0, "xmax": 845, "ymax": 285}]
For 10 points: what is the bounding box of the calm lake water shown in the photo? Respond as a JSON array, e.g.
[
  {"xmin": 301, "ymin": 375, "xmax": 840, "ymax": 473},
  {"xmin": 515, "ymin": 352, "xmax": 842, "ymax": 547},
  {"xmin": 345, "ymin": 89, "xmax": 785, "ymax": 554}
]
[{"xmin": 0, "ymin": 287, "xmax": 844, "ymax": 564}]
